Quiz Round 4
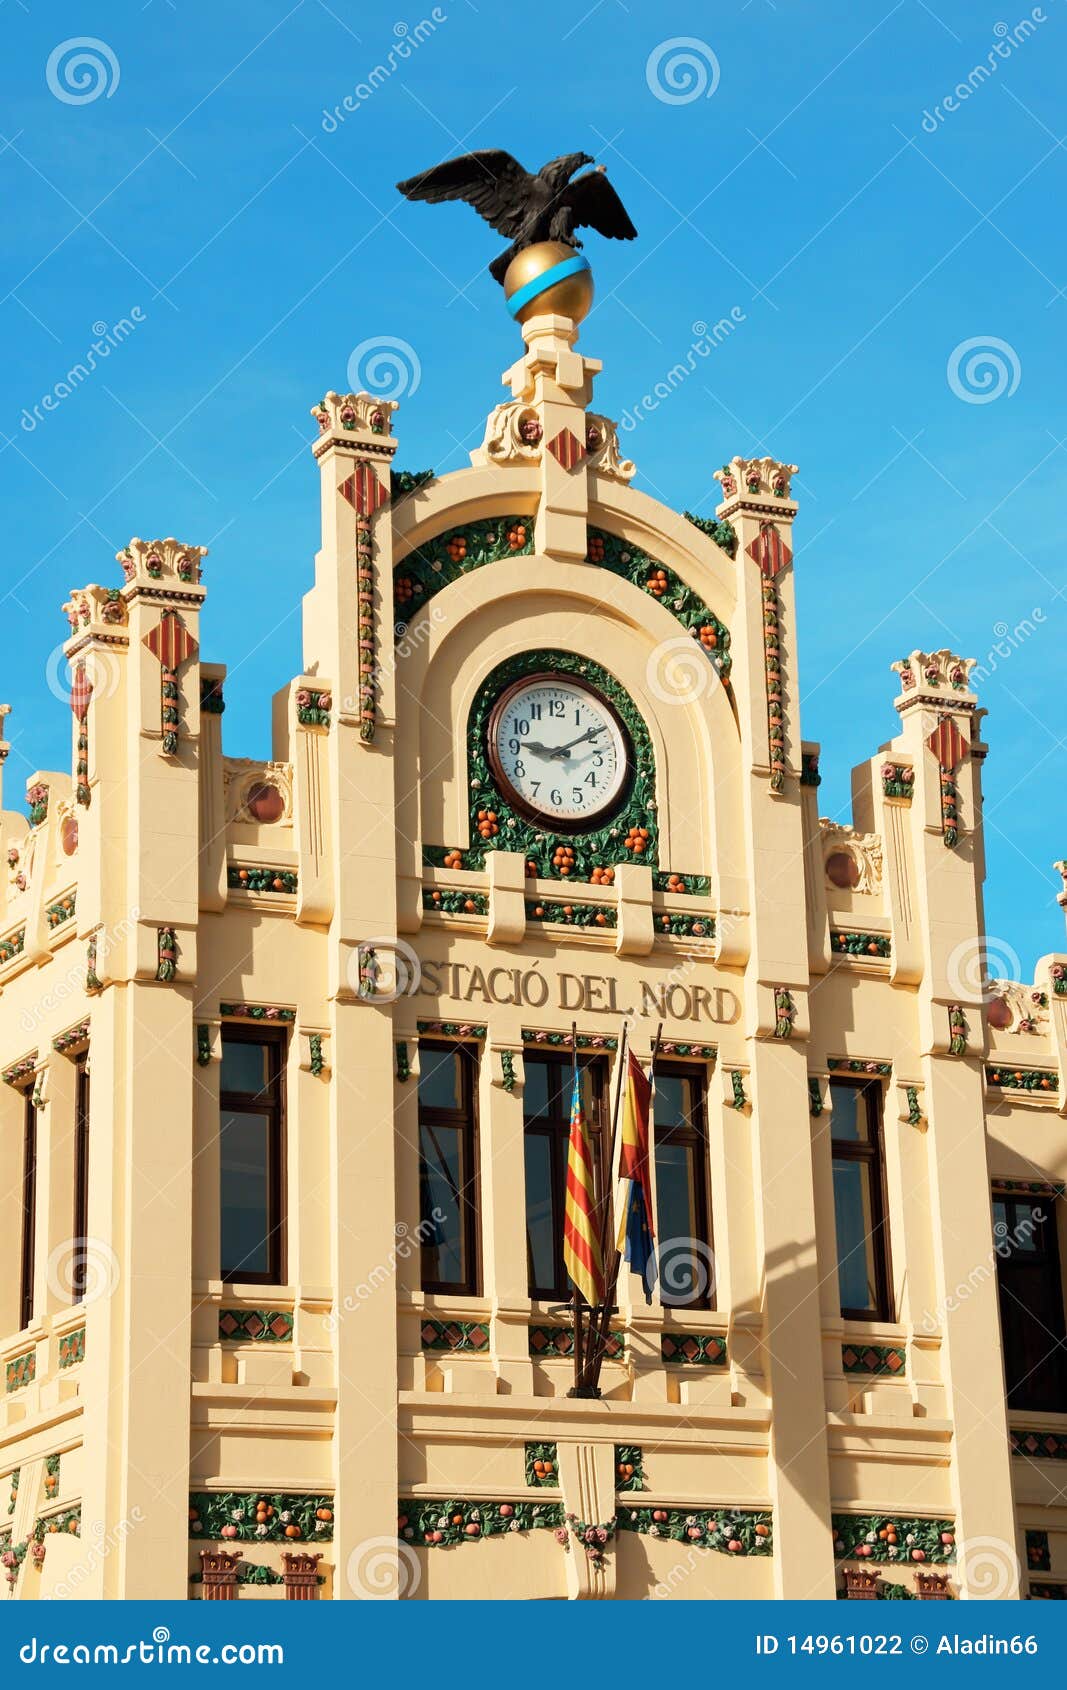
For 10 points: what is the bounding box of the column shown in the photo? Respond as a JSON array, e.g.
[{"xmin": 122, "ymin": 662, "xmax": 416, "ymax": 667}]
[
  {"xmin": 889, "ymin": 651, "xmax": 1019, "ymax": 1598},
  {"xmin": 304, "ymin": 390, "xmax": 403, "ymax": 1595},
  {"xmin": 715, "ymin": 455, "xmax": 836, "ymax": 1598}
]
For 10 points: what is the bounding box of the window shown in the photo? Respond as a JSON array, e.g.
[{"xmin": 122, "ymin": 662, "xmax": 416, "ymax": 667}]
[
  {"xmin": 219, "ymin": 1029, "xmax": 286, "ymax": 1284},
  {"xmin": 830, "ymin": 1081, "xmax": 892, "ymax": 1321},
  {"xmin": 20, "ymin": 1092, "xmax": 37, "ymax": 1331},
  {"xmin": 417, "ymin": 1042, "xmax": 479, "ymax": 1295},
  {"xmin": 523, "ymin": 1053, "xmax": 607, "ymax": 1301},
  {"xmin": 653, "ymin": 1065, "xmax": 713, "ymax": 1308},
  {"xmin": 993, "ymin": 1191, "xmax": 1067, "ymax": 1412},
  {"xmin": 71, "ymin": 1061, "xmax": 90, "ymax": 1304}
]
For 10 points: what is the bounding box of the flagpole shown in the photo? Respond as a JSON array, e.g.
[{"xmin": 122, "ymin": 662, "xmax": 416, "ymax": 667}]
[
  {"xmin": 567, "ymin": 1020, "xmax": 585, "ymax": 1398},
  {"xmin": 594, "ymin": 1020, "xmax": 629, "ymax": 1271},
  {"xmin": 585, "ymin": 1021, "xmax": 661, "ymax": 1396},
  {"xmin": 581, "ymin": 1020, "xmax": 630, "ymax": 1394},
  {"xmin": 648, "ymin": 1020, "xmax": 664, "ymax": 1084}
]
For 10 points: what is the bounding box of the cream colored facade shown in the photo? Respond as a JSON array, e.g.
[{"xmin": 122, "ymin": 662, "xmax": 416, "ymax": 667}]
[{"xmin": 0, "ymin": 293, "xmax": 1065, "ymax": 1603}]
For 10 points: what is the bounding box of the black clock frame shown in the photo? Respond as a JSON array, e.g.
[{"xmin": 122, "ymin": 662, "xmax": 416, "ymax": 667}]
[{"xmin": 485, "ymin": 669, "xmax": 635, "ymax": 834}]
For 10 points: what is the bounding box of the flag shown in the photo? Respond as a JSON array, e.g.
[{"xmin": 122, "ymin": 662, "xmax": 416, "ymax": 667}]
[
  {"xmin": 616, "ymin": 1051, "xmax": 656, "ymax": 1301},
  {"xmin": 563, "ymin": 1069, "xmax": 605, "ymax": 1307}
]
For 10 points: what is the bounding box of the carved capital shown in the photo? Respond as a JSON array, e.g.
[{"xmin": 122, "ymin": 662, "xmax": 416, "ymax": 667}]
[
  {"xmin": 891, "ymin": 648, "xmax": 977, "ymax": 707},
  {"xmin": 117, "ymin": 537, "xmax": 207, "ymax": 593},
  {"xmin": 311, "ymin": 390, "xmax": 398, "ymax": 451},
  {"xmin": 63, "ymin": 585, "xmax": 129, "ymax": 645},
  {"xmin": 715, "ymin": 454, "xmax": 799, "ymax": 517}
]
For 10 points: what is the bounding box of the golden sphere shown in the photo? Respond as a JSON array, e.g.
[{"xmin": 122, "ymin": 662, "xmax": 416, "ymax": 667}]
[{"xmin": 503, "ymin": 241, "xmax": 594, "ymax": 325}]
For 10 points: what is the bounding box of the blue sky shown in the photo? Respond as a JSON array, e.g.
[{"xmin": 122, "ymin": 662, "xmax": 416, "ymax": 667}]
[{"xmin": 1, "ymin": 0, "xmax": 1064, "ymax": 972}]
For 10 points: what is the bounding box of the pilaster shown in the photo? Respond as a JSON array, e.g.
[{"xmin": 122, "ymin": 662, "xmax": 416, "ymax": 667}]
[
  {"xmin": 306, "ymin": 388, "xmax": 403, "ymax": 1597},
  {"xmin": 748, "ymin": 1041, "xmax": 835, "ymax": 1597},
  {"xmin": 68, "ymin": 538, "xmax": 208, "ymax": 1598},
  {"xmin": 715, "ymin": 454, "xmax": 835, "ymax": 1596},
  {"xmin": 887, "ymin": 650, "xmax": 1017, "ymax": 1596},
  {"xmin": 482, "ymin": 1022, "xmax": 534, "ymax": 1393}
]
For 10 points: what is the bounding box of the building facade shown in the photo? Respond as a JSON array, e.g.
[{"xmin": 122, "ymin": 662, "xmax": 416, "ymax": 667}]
[{"xmin": 0, "ymin": 286, "xmax": 1065, "ymax": 1602}]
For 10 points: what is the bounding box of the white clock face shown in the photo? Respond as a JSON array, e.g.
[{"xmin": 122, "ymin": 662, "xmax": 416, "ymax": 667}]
[{"xmin": 489, "ymin": 675, "xmax": 630, "ymax": 828}]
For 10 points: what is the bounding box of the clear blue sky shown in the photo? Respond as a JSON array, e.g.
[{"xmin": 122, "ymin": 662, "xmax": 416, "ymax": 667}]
[{"xmin": 1, "ymin": 0, "xmax": 1064, "ymax": 974}]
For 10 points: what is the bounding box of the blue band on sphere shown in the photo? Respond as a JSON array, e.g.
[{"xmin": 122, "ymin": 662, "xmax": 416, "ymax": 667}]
[{"xmin": 506, "ymin": 254, "xmax": 591, "ymax": 318}]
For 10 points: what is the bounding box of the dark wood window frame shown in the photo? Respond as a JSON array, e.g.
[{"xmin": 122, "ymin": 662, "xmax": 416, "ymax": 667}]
[
  {"xmin": 71, "ymin": 1060, "xmax": 90, "ymax": 1304},
  {"xmin": 523, "ymin": 1051, "xmax": 609, "ymax": 1303},
  {"xmin": 19, "ymin": 1089, "xmax": 37, "ymax": 1332},
  {"xmin": 830, "ymin": 1078, "xmax": 893, "ymax": 1323},
  {"xmin": 417, "ymin": 1039, "xmax": 481, "ymax": 1297},
  {"xmin": 993, "ymin": 1189, "xmax": 1067, "ymax": 1413},
  {"xmin": 219, "ymin": 1024, "xmax": 287, "ymax": 1286},
  {"xmin": 653, "ymin": 1061, "xmax": 714, "ymax": 1311}
]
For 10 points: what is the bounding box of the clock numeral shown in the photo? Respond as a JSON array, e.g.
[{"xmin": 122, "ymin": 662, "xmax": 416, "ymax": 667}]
[
  {"xmin": 548, "ymin": 700, "xmax": 564, "ymax": 719},
  {"xmin": 584, "ymin": 771, "xmax": 597, "ymax": 787},
  {"xmin": 550, "ymin": 788, "xmax": 563, "ymax": 807},
  {"xmin": 530, "ymin": 703, "xmax": 542, "ymax": 720},
  {"xmin": 513, "ymin": 758, "xmax": 525, "ymax": 778}
]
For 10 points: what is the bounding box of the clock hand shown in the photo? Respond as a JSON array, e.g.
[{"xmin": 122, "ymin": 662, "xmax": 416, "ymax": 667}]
[
  {"xmin": 556, "ymin": 725, "xmax": 605, "ymax": 752},
  {"xmin": 507, "ymin": 728, "xmax": 605, "ymax": 764},
  {"xmin": 515, "ymin": 739, "xmax": 582, "ymax": 762}
]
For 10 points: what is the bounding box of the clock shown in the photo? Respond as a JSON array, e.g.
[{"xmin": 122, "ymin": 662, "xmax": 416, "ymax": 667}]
[{"xmin": 486, "ymin": 670, "xmax": 633, "ymax": 831}]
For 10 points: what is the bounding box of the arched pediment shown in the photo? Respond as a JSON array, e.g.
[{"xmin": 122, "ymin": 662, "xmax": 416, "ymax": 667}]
[{"xmin": 391, "ymin": 467, "xmax": 738, "ymax": 693}]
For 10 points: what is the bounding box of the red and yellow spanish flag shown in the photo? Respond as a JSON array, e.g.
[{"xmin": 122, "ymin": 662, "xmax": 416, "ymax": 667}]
[
  {"xmin": 616, "ymin": 1051, "xmax": 656, "ymax": 1300},
  {"xmin": 563, "ymin": 1069, "xmax": 605, "ymax": 1307}
]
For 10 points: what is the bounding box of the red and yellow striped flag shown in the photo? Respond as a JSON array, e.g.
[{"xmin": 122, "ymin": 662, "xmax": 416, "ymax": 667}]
[{"xmin": 563, "ymin": 1069, "xmax": 605, "ymax": 1307}]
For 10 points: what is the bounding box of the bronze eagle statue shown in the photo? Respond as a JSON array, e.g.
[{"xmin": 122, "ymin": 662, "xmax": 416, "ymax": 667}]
[{"xmin": 396, "ymin": 149, "xmax": 637, "ymax": 284}]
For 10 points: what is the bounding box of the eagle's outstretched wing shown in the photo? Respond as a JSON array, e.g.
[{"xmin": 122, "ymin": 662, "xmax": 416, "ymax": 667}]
[
  {"xmin": 396, "ymin": 150, "xmax": 533, "ymax": 239},
  {"xmin": 566, "ymin": 170, "xmax": 638, "ymax": 241}
]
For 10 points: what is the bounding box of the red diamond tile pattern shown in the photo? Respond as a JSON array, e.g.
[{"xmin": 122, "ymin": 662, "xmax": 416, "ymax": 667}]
[
  {"xmin": 841, "ymin": 1343, "xmax": 906, "ymax": 1377},
  {"xmin": 747, "ymin": 523, "xmax": 792, "ymax": 578},
  {"xmin": 547, "ymin": 428, "xmax": 584, "ymax": 471},
  {"xmin": 218, "ymin": 1308, "xmax": 294, "ymax": 1343}
]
